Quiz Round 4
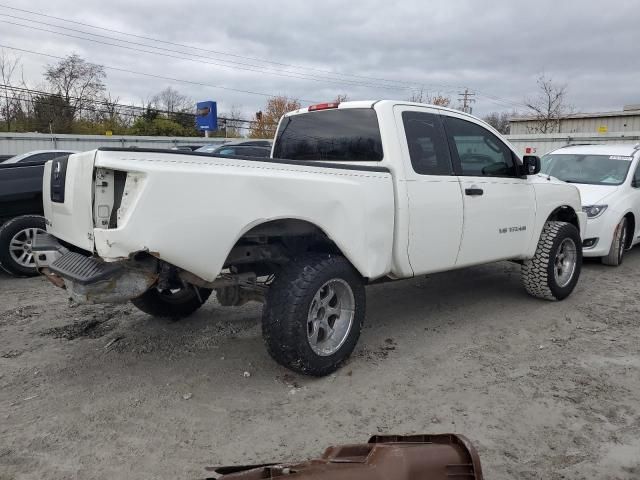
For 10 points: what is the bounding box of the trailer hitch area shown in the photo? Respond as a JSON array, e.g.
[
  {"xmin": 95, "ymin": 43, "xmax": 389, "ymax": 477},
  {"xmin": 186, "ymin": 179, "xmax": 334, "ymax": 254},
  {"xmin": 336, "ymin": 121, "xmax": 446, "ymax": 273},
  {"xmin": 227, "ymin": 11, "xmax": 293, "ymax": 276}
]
[{"xmin": 206, "ymin": 433, "xmax": 483, "ymax": 480}]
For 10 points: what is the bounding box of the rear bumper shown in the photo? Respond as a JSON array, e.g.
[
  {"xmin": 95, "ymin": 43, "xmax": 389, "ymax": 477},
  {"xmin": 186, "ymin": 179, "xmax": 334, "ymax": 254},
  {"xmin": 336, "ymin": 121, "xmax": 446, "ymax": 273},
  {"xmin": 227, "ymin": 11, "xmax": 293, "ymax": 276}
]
[{"xmin": 33, "ymin": 232, "xmax": 158, "ymax": 304}]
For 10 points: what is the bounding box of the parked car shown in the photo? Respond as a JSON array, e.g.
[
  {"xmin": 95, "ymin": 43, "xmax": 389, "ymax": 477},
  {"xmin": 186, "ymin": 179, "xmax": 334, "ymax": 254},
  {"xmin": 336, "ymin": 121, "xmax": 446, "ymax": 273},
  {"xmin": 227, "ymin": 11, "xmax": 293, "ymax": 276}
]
[
  {"xmin": 0, "ymin": 150, "xmax": 77, "ymax": 276},
  {"xmin": 196, "ymin": 141, "xmax": 272, "ymax": 157},
  {"xmin": 33, "ymin": 101, "xmax": 585, "ymax": 375},
  {"xmin": 541, "ymin": 143, "xmax": 640, "ymax": 265},
  {"xmin": 2, "ymin": 150, "xmax": 78, "ymax": 164},
  {"xmin": 170, "ymin": 145, "xmax": 205, "ymax": 151}
]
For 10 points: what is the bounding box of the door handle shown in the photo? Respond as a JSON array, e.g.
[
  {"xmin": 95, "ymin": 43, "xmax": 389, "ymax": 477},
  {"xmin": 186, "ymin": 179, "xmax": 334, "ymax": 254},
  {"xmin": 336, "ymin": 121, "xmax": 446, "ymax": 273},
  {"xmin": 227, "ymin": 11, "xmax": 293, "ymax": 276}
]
[{"xmin": 465, "ymin": 187, "xmax": 484, "ymax": 196}]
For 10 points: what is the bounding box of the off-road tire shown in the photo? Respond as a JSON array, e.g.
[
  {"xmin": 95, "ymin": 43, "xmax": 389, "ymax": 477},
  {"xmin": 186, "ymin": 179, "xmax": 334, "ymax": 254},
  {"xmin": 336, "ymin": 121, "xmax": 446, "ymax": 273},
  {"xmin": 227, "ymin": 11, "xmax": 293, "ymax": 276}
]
[
  {"xmin": 522, "ymin": 221, "xmax": 582, "ymax": 300},
  {"xmin": 262, "ymin": 253, "xmax": 365, "ymax": 376},
  {"xmin": 601, "ymin": 217, "xmax": 627, "ymax": 266},
  {"xmin": 131, "ymin": 285, "xmax": 212, "ymax": 319},
  {"xmin": 0, "ymin": 215, "xmax": 46, "ymax": 277}
]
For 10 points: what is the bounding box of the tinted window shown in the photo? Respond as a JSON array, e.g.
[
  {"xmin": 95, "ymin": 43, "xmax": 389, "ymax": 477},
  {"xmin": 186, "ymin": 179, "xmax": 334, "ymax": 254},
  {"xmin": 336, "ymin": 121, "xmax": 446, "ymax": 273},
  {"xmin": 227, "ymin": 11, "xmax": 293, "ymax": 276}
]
[
  {"xmin": 402, "ymin": 111, "xmax": 452, "ymax": 175},
  {"xmin": 634, "ymin": 162, "xmax": 640, "ymax": 188},
  {"xmin": 443, "ymin": 116, "xmax": 517, "ymax": 177},
  {"xmin": 273, "ymin": 108, "xmax": 383, "ymax": 161}
]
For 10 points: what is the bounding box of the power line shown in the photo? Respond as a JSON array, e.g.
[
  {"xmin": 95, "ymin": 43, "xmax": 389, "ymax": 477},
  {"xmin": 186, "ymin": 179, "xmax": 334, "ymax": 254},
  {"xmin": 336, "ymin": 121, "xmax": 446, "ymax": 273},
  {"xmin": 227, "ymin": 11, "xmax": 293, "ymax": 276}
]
[
  {"xmin": 0, "ymin": 10, "xmax": 530, "ymax": 113},
  {"xmin": 0, "ymin": 83, "xmax": 269, "ymax": 127},
  {"xmin": 0, "ymin": 44, "xmax": 320, "ymax": 104},
  {"xmin": 3, "ymin": 3, "xmax": 529, "ymax": 104},
  {"xmin": 0, "ymin": 3, "xmax": 428, "ymax": 90},
  {"xmin": 0, "ymin": 15, "xmax": 421, "ymax": 92},
  {"xmin": 4, "ymin": 93, "xmax": 259, "ymax": 132}
]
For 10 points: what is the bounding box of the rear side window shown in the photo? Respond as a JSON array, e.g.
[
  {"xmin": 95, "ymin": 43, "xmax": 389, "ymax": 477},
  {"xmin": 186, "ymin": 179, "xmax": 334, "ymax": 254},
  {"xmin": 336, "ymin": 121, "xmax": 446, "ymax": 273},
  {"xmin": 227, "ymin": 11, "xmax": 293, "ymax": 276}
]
[
  {"xmin": 273, "ymin": 108, "xmax": 383, "ymax": 161},
  {"xmin": 443, "ymin": 116, "xmax": 517, "ymax": 177},
  {"xmin": 402, "ymin": 111, "xmax": 452, "ymax": 175}
]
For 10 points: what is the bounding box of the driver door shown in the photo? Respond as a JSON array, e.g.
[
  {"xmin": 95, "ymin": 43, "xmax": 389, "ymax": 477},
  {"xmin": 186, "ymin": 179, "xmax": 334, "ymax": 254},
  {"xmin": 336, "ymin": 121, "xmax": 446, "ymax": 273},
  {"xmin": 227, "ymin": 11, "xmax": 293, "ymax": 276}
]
[{"xmin": 441, "ymin": 112, "xmax": 535, "ymax": 266}]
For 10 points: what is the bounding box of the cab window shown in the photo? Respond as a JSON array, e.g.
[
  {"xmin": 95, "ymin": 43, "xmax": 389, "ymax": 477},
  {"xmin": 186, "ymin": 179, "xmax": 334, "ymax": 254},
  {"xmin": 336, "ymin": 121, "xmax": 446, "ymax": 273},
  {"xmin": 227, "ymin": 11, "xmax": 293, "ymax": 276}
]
[
  {"xmin": 402, "ymin": 111, "xmax": 453, "ymax": 175},
  {"xmin": 443, "ymin": 116, "xmax": 518, "ymax": 177}
]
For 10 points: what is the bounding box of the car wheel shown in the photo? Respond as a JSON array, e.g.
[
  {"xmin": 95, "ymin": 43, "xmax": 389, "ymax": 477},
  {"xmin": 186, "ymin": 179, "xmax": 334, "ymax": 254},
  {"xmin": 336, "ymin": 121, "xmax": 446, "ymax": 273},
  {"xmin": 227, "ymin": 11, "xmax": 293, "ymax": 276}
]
[
  {"xmin": 0, "ymin": 215, "xmax": 47, "ymax": 277},
  {"xmin": 262, "ymin": 253, "xmax": 365, "ymax": 376},
  {"xmin": 601, "ymin": 217, "xmax": 627, "ymax": 266},
  {"xmin": 131, "ymin": 284, "xmax": 212, "ymax": 319},
  {"xmin": 522, "ymin": 221, "xmax": 582, "ymax": 300}
]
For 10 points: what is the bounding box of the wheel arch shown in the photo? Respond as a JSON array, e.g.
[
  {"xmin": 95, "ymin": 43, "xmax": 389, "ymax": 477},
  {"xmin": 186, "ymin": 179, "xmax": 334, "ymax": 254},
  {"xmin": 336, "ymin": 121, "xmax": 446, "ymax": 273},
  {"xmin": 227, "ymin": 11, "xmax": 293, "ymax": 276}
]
[
  {"xmin": 623, "ymin": 211, "xmax": 635, "ymax": 249},
  {"xmin": 224, "ymin": 217, "xmax": 369, "ymax": 279},
  {"xmin": 546, "ymin": 205, "xmax": 580, "ymax": 231}
]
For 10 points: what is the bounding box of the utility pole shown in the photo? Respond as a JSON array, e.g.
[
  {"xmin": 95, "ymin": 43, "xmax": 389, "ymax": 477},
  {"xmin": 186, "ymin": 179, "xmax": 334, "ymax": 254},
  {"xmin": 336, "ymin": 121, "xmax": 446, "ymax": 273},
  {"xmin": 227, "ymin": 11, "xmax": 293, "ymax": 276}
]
[{"xmin": 458, "ymin": 88, "xmax": 476, "ymax": 114}]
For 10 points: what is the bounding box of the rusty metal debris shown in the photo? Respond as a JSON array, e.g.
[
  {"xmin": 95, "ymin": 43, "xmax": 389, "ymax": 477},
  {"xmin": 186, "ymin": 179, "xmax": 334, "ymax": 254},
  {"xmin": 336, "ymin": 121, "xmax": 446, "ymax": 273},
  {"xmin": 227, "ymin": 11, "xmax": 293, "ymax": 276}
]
[{"xmin": 206, "ymin": 434, "xmax": 483, "ymax": 480}]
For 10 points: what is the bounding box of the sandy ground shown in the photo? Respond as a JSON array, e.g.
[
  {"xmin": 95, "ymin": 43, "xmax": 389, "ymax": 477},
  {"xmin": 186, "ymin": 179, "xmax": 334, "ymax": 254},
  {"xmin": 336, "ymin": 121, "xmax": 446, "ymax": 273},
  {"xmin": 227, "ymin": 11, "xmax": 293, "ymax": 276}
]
[{"xmin": 1, "ymin": 253, "xmax": 640, "ymax": 480}]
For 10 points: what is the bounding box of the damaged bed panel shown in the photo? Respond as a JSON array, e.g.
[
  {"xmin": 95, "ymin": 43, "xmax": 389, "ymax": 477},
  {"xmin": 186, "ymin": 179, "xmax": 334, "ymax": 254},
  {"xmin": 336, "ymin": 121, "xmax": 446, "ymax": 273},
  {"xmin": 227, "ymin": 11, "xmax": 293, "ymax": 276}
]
[{"xmin": 91, "ymin": 150, "xmax": 396, "ymax": 281}]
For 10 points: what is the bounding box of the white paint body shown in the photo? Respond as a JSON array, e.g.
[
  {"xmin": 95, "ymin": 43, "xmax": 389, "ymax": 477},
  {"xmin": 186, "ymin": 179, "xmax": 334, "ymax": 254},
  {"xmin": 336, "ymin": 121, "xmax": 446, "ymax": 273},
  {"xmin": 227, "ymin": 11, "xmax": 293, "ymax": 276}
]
[
  {"xmin": 43, "ymin": 100, "xmax": 586, "ymax": 282},
  {"xmin": 543, "ymin": 144, "xmax": 640, "ymax": 257}
]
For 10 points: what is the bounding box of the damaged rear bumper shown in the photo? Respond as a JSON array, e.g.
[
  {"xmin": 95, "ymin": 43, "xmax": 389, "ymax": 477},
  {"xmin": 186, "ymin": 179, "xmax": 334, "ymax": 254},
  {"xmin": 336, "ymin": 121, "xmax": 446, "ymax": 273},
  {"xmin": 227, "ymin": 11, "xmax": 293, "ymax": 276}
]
[{"xmin": 33, "ymin": 232, "xmax": 158, "ymax": 304}]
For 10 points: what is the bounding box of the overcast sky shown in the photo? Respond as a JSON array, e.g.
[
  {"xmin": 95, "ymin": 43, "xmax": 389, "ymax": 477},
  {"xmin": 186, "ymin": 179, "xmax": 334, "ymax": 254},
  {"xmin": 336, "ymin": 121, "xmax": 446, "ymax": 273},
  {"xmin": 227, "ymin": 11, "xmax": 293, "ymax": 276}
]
[{"xmin": 1, "ymin": 0, "xmax": 638, "ymax": 119}]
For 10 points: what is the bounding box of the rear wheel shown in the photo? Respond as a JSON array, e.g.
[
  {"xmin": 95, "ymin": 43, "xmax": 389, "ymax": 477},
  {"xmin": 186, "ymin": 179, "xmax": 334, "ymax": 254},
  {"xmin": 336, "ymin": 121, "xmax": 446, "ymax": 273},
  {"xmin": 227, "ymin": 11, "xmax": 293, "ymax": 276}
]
[
  {"xmin": 522, "ymin": 221, "xmax": 582, "ymax": 300},
  {"xmin": 601, "ymin": 217, "xmax": 627, "ymax": 266},
  {"xmin": 262, "ymin": 253, "xmax": 365, "ymax": 376},
  {"xmin": 131, "ymin": 284, "xmax": 212, "ymax": 319},
  {"xmin": 0, "ymin": 215, "xmax": 46, "ymax": 277}
]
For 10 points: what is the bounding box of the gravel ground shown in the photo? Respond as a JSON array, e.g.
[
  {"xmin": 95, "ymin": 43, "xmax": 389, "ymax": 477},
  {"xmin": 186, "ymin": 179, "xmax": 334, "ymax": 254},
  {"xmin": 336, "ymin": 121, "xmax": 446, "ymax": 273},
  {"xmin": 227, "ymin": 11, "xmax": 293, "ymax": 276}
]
[{"xmin": 1, "ymin": 253, "xmax": 639, "ymax": 480}]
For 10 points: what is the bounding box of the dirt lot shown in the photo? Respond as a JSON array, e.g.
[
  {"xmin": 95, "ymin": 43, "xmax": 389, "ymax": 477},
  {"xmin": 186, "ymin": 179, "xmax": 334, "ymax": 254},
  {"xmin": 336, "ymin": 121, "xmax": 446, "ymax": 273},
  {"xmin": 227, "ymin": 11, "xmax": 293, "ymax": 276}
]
[{"xmin": 1, "ymin": 253, "xmax": 639, "ymax": 480}]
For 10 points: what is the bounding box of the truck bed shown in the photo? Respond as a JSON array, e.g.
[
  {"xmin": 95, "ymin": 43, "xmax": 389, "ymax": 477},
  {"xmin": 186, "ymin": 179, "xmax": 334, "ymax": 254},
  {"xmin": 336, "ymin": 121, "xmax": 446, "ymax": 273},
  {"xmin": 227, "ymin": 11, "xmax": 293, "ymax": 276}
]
[{"xmin": 43, "ymin": 148, "xmax": 396, "ymax": 282}]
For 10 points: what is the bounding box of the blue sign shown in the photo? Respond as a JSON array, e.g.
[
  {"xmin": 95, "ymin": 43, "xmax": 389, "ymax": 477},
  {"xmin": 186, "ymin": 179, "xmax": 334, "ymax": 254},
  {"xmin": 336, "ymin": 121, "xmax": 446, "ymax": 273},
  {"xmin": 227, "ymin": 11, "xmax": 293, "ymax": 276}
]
[{"xmin": 196, "ymin": 101, "xmax": 217, "ymax": 131}]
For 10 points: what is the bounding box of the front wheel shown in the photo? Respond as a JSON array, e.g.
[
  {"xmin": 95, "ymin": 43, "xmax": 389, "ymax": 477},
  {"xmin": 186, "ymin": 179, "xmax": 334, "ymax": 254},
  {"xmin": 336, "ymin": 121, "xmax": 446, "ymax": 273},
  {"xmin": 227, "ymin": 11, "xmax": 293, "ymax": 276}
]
[
  {"xmin": 601, "ymin": 217, "xmax": 627, "ymax": 266},
  {"xmin": 262, "ymin": 253, "xmax": 365, "ymax": 376},
  {"xmin": 131, "ymin": 284, "xmax": 212, "ymax": 319},
  {"xmin": 522, "ymin": 221, "xmax": 582, "ymax": 300}
]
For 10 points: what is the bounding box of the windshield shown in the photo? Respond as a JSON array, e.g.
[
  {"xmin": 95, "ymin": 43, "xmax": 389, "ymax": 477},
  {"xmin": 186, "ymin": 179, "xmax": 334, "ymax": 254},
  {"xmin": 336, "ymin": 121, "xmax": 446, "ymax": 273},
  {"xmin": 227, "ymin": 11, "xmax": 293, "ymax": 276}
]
[
  {"xmin": 541, "ymin": 153, "xmax": 633, "ymax": 186},
  {"xmin": 273, "ymin": 108, "xmax": 383, "ymax": 161}
]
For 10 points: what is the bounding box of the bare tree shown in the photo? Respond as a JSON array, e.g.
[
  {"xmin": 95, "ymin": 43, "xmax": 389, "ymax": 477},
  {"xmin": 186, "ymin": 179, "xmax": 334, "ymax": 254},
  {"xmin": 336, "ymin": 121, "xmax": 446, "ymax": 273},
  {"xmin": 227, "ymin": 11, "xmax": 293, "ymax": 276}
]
[
  {"xmin": 483, "ymin": 111, "xmax": 514, "ymax": 135},
  {"xmin": 334, "ymin": 94, "xmax": 349, "ymax": 103},
  {"xmin": 0, "ymin": 50, "xmax": 21, "ymax": 131},
  {"xmin": 44, "ymin": 53, "xmax": 106, "ymax": 121},
  {"xmin": 250, "ymin": 96, "xmax": 301, "ymax": 139},
  {"xmin": 152, "ymin": 86, "xmax": 191, "ymax": 114},
  {"xmin": 408, "ymin": 88, "xmax": 451, "ymax": 107},
  {"xmin": 220, "ymin": 104, "xmax": 244, "ymax": 137},
  {"xmin": 524, "ymin": 74, "xmax": 569, "ymax": 133}
]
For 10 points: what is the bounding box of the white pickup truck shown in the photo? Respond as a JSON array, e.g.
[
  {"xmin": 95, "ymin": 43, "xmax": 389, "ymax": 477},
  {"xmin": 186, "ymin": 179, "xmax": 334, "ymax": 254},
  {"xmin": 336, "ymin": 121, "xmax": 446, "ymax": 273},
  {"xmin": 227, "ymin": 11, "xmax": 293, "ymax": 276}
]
[{"xmin": 34, "ymin": 100, "xmax": 586, "ymax": 376}]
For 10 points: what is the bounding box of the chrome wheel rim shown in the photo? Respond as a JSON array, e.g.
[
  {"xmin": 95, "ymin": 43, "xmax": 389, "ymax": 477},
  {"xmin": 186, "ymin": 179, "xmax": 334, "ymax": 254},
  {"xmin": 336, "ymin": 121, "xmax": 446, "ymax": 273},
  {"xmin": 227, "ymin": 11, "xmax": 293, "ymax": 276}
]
[
  {"xmin": 9, "ymin": 227, "xmax": 44, "ymax": 268},
  {"xmin": 554, "ymin": 238, "xmax": 577, "ymax": 288},
  {"xmin": 307, "ymin": 279, "xmax": 355, "ymax": 357}
]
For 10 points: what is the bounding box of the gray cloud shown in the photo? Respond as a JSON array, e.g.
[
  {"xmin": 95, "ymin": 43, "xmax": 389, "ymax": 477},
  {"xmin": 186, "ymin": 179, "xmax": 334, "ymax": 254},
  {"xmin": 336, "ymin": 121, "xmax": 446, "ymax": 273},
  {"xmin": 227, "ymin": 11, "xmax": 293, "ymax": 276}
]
[{"xmin": 1, "ymin": 0, "xmax": 637, "ymax": 118}]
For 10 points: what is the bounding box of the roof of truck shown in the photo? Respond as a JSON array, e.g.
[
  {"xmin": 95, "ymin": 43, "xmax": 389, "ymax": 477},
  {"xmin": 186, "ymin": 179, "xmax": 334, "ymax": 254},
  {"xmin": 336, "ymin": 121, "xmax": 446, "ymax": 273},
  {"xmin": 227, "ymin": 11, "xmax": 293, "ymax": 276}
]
[{"xmin": 286, "ymin": 100, "xmax": 480, "ymax": 118}]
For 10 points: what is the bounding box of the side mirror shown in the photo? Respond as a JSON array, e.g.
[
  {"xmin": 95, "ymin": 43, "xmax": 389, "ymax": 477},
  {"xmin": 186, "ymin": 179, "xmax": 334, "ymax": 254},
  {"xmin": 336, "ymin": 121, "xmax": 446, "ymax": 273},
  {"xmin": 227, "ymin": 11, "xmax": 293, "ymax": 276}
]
[{"xmin": 523, "ymin": 155, "xmax": 541, "ymax": 175}]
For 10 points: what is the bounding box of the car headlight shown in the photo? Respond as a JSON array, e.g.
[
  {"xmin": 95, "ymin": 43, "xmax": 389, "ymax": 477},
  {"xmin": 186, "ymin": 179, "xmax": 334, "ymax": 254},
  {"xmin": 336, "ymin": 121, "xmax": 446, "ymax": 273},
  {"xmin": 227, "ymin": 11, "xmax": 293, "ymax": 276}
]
[{"xmin": 582, "ymin": 205, "xmax": 608, "ymax": 218}]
